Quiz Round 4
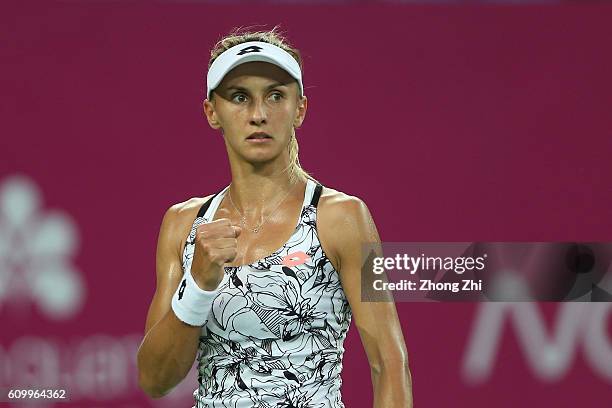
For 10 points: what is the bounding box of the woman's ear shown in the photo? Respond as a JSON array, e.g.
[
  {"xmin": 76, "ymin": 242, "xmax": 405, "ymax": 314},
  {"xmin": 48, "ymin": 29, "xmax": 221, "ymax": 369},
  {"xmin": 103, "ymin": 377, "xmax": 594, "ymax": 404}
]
[
  {"xmin": 203, "ymin": 99, "xmax": 221, "ymax": 129},
  {"xmin": 293, "ymin": 95, "xmax": 308, "ymax": 129}
]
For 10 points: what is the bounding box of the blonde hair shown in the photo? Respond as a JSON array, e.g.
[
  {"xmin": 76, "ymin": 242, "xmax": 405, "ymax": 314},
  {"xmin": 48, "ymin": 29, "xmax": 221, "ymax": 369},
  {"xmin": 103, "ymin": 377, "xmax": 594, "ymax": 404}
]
[{"xmin": 208, "ymin": 25, "xmax": 316, "ymax": 185}]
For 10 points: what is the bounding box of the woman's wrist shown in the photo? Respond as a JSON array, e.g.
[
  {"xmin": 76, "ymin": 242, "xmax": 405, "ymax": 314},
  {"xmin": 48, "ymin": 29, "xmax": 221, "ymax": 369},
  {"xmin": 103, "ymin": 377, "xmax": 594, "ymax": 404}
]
[{"xmin": 170, "ymin": 269, "xmax": 222, "ymax": 326}]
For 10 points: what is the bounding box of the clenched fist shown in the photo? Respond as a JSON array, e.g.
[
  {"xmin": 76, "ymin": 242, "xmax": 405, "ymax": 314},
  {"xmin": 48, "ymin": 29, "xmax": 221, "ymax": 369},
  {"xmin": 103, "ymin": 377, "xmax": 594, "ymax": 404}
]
[{"xmin": 191, "ymin": 218, "xmax": 241, "ymax": 290}]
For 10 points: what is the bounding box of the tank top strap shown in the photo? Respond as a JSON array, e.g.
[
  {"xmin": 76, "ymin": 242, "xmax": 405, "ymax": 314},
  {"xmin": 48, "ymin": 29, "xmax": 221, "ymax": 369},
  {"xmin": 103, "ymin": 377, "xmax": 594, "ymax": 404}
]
[
  {"xmin": 198, "ymin": 185, "xmax": 230, "ymax": 221},
  {"xmin": 311, "ymin": 181, "xmax": 323, "ymax": 208},
  {"xmin": 301, "ymin": 178, "xmax": 323, "ymax": 209}
]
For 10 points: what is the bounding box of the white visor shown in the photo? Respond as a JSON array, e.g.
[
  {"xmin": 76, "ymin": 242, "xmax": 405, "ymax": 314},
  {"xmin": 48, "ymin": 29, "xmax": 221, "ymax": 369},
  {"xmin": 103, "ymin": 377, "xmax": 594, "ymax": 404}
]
[{"xmin": 206, "ymin": 41, "xmax": 304, "ymax": 99}]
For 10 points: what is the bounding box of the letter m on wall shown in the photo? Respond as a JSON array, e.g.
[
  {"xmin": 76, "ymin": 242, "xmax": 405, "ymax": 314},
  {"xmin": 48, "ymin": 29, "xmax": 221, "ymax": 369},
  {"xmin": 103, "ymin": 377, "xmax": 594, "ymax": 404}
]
[{"xmin": 461, "ymin": 303, "xmax": 612, "ymax": 383}]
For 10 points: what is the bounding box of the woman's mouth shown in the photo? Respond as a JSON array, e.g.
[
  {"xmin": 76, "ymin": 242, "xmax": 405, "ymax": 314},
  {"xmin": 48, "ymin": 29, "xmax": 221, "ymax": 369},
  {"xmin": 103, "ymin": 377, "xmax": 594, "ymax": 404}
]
[{"xmin": 246, "ymin": 132, "xmax": 273, "ymax": 143}]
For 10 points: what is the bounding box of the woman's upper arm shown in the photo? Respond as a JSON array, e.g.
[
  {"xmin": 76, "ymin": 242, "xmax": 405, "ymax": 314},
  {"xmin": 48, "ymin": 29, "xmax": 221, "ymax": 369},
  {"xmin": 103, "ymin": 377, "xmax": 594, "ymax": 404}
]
[
  {"xmin": 318, "ymin": 194, "xmax": 409, "ymax": 370},
  {"xmin": 143, "ymin": 198, "xmax": 210, "ymax": 336},
  {"xmin": 143, "ymin": 205, "xmax": 184, "ymax": 336}
]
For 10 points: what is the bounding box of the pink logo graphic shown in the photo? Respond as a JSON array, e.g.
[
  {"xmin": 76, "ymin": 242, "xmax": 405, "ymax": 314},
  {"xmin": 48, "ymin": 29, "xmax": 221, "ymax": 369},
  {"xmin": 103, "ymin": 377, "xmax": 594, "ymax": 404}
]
[{"xmin": 282, "ymin": 251, "xmax": 310, "ymax": 267}]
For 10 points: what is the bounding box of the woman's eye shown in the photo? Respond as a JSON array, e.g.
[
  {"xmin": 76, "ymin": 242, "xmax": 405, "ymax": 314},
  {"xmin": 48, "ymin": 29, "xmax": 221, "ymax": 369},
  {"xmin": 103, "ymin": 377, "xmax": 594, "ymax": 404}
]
[
  {"xmin": 269, "ymin": 92, "xmax": 283, "ymax": 102},
  {"xmin": 232, "ymin": 94, "xmax": 247, "ymax": 103}
]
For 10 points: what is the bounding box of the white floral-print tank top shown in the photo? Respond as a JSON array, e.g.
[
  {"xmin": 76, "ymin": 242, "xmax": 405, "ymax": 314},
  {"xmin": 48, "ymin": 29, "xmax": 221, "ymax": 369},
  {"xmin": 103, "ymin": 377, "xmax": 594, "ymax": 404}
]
[{"xmin": 181, "ymin": 178, "xmax": 353, "ymax": 408}]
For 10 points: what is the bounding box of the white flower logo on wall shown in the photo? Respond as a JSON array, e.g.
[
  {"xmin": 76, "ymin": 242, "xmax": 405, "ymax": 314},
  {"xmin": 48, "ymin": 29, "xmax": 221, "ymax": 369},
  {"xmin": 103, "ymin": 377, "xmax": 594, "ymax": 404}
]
[{"xmin": 0, "ymin": 175, "xmax": 85, "ymax": 319}]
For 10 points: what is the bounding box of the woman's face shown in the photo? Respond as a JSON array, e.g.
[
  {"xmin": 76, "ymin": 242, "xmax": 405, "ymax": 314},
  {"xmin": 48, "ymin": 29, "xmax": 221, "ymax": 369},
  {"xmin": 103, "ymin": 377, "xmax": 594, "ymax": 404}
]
[{"xmin": 203, "ymin": 61, "xmax": 307, "ymax": 165}]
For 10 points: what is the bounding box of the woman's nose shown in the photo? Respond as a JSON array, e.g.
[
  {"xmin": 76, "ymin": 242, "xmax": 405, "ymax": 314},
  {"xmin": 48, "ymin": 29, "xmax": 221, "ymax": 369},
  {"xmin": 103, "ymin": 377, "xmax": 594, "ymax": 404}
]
[{"xmin": 249, "ymin": 98, "xmax": 267, "ymax": 125}]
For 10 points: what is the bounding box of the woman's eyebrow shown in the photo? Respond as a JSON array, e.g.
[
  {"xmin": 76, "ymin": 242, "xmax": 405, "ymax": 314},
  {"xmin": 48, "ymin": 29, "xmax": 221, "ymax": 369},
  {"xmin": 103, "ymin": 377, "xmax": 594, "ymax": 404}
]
[
  {"xmin": 266, "ymin": 82, "xmax": 289, "ymax": 89},
  {"xmin": 226, "ymin": 85, "xmax": 247, "ymax": 92},
  {"xmin": 226, "ymin": 82, "xmax": 289, "ymax": 92}
]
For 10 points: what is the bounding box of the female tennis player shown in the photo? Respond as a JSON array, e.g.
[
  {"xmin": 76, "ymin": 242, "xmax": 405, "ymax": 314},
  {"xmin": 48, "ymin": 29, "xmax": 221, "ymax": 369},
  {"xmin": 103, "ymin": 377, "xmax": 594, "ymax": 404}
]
[{"xmin": 137, "ymin": 27, "xmax": 413, "ymax": 408}]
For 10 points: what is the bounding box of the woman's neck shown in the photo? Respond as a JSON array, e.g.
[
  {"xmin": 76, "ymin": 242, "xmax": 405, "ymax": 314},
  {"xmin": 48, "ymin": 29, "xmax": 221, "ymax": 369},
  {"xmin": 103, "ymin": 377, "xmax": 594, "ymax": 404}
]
[{"xmin": 227, "ymin": 170, "xmax": 307, "ymax": 215}]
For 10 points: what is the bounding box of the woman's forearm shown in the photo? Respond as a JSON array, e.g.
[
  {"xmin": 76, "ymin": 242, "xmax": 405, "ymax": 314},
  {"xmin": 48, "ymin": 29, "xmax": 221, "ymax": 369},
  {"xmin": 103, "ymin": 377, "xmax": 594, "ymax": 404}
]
[
  {"xmin": 371, "ymin": 360, "xmax": 413, "ymax": 408},
  {"xmin": 136, "ymin": 310, "xmax": 201, "ymax": 398}
]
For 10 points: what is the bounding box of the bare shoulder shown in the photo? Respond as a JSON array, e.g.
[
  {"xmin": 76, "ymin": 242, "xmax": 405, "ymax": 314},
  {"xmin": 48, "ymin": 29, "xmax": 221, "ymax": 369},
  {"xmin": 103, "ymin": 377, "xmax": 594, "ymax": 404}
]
[
  {"xmin": 317, "ymin": 187, "xmax": 372, "ymax": 228},
  {"xmin": 317, "ymin": 186, "xmax": 369, "ymax": 221},
  {"xmin": 167, "ymin": 195, "xmax": 214, "ymax": 219},
  {"xmin": 317, "ymin": 186, "xmax": 380, "ymax": 271},
  {"xmin": 165, "ymin": 195, "xmax": 215, "ymax": 226},
  {"xmin": 159, "ymin": 195, "xmax": 215, "ymax": 255}
]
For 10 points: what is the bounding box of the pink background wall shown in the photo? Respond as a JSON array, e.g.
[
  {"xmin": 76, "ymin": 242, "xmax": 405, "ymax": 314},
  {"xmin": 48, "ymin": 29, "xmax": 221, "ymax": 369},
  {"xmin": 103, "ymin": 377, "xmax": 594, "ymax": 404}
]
[{"xmin": 1, "ymin": 1, "xmax": 611, "ymax": 407}]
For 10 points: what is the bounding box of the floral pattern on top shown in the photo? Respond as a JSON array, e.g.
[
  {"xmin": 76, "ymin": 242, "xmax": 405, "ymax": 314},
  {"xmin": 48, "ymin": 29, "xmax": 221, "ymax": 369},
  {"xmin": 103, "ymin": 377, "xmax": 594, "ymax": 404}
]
[{"xmin": 181, "ymin": 180, "xmax": 352, "ymax": 408}]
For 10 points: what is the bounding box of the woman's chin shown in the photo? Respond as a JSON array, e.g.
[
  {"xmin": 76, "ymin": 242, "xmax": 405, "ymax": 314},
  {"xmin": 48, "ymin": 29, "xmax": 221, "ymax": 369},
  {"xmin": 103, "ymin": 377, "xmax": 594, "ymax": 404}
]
[{"xmin": 243, "ymin": 152, "xmax": 281, "ymax": 165}]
